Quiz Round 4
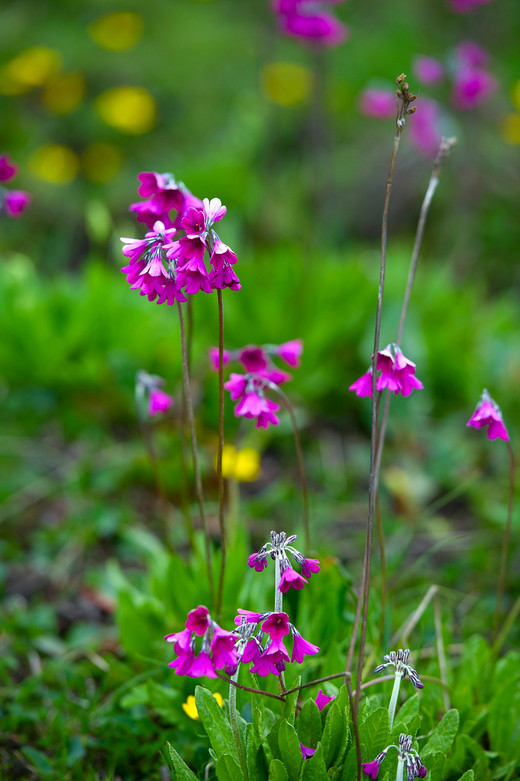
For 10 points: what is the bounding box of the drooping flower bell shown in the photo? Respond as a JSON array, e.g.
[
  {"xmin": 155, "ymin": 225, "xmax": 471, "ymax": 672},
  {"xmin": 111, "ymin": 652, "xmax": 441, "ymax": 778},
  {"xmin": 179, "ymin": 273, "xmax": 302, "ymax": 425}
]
[
  {"xmin": 165, "ymin": 605, "xmax": 238, "ymax": 679},
  {"xmin": 135, "ymin": 370, "xmax": 174, "ymax": 418},
  {"xmin": 467, "ymin": 389, "xmax": 509, "ymax": 441},
  {"xmin": 248, "ymin": 530, "xmax": 320, "ymax": 592},
  {"xmin": 349, "ymin": 344, "xmax": 423, "ymax": 399}
]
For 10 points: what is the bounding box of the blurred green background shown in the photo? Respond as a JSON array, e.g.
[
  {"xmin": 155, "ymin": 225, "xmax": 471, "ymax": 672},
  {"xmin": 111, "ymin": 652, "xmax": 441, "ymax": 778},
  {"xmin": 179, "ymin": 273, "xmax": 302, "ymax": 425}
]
[{"xmin": 1, "ymin": 0, "xmax": 520, "ymax": 777}]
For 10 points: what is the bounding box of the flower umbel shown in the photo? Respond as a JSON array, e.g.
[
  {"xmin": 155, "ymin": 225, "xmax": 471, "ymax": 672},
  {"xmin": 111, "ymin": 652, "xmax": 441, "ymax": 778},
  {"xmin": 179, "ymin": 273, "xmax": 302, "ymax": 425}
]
[
  {"xmin": 467, "ymin": 389, "xmax": 509, "ymax": 441},
  {"xmin": 165, "ymin": 606, "xmax": 238, "ymax": 679},
  {"xmin": 349, "ymin": 344, "xmax": 423, "ymax": 399},
  {"xmin": 374, "ymin": 648, "xmax": 424, "ymax": 689},
  {"xmin": 248, "ymin": 530, "xmax": 320, "ymax": 592}
]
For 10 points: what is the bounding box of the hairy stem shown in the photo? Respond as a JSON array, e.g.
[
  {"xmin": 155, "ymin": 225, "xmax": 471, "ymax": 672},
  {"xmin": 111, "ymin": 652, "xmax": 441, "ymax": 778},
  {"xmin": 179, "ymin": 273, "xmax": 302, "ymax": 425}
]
[
  {"xmin": 178, "ymin": 383, "xmax": 196, "ymax": 549},
  {"xmin": 216, "ymin": 290, "xmax": 227, "ymax": 621},
  {"xmin": 177, "ymin": 301, "xmax": 215, "ymax": 604},
  {"xmin": 396, "ymin": 756, "xmax": 405, "ymax": 781},
  {"xmin": 388, "ymin": 672, "xmax": 403, "ymax": 731},
  {"xmin": 493, "ymin": 441, "xmax": 515, "ymax": 638}
]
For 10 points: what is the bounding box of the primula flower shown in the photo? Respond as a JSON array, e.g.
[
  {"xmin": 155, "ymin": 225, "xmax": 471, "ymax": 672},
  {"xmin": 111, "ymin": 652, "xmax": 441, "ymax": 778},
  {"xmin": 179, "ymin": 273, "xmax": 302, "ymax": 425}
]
[
  {"xmin": 362, "ymin": 759, "xmax": 383, "ymax": 779},
  {"xmin": 467, "ymin": 389, "xmax": 509, "ymax": 441},
  {"xmin": 0, "ymin": 154, "xmax": 17, "ymax": 182},
  {"xmin": 273, "ymin": 0, "xmax": 348, "ymax": 47},
  {"xmin": 148, "ymin": 388, "xmax": 174, "ymax": 416},
  {"xmin": 262, "ymin": 612, "xmax": 290, "ymax": 642},
  {"xmin": 315, "ymin": 689, "xmax": 335, "ymax": 710},
  {"xmin": 349, "ymin": 344, "xmax": 423, "ymax": 399},
  {"xmin": 277, "ymin": 339, "xmax": 303, "ymax": 368},
  {"xmin": 300, "ymin": 744, "xmax": 316, "ymax": 759},
  {"xmin": 165, "ymin": 606, "xmax": 238, "ymax": 679},
  {"xmin": 452, "ymin": 66, "xmax": 497, "ymax": 110},
  {"xmin": 278, "ymin": 565, "xmax": 308, "ymax": 593},
  {"xmin": 359, "ymin": 88, "xmax": 395, "ymax": 118},
  {"xmin": 413, "ymin": 56, "xmax": 445, "ymax": 84},
  {"xmin": 291, "ymin": 627, "xmax": 320, "ymax": 663},
  {"xmin": 364, "ymin": 735, "xmax": 427, "ymax": 780},
  {"xmin": 456, "ymin": 41, "xmax": 489, "ymax": 68},
  {"xmin": 374, "ymin": 648, "xmax": 424, "ymax": 689},
  {"xmin": 4, "ymin": 190, "xmax": 31, "ymax": 217},
  {"xmin": 248, "ymin": 530, "xmax": 319, "ymax": 592}
]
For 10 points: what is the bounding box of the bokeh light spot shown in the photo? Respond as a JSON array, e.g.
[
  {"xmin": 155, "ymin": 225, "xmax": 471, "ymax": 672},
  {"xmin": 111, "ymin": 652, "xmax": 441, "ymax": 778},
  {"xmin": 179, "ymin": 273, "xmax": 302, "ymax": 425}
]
[
  {"xmin": 81, "ymin": 142, "xmax": 122, "ymax": 182},
  {"xmin": 28, "ymin": 144, "xmax": 79, "ymax": 184},
  {"xmin": 500, "ymin": 113, "xmax": 520, "ymax": 145},
  {"xmin": 88, "ymin": 12, "xmax": 143, "ymax": 51},
  {"xmin": 42, "ymin": 72, "xmax": 85, "ymax": 114},
  {"xmin": 260, "ymin": 62, "xmax": 313, "ymax": 107},
  {"xmin": 0, "ymin": 47, "xmax": 62, "ymax": 95},
  {"xmin": 95, "ymin": 87, "xmax": 156, "ymax": 134}
]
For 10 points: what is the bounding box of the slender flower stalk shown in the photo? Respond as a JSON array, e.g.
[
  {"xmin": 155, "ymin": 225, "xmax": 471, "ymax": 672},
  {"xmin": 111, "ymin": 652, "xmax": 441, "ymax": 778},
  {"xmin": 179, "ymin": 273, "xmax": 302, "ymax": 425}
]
[
  {"xmin": 355, "ymin": 74, "xmax": 416, "ymax": 724},
  {"xmin": 177, "ymin": 302, "xmax": 215, "ymax": 604},
  {"xmin": 493, "ymin": 441, "xmax": 515, "ymax": 637},
  {"xmin": 396, "ymin": 756, "xmax": 405, "ymax": 781},
  {"xmin": 216, "ymin": 289, "xmax": 227, "ymax": 620},
  {"xmin": 374, "ymin": 649, "xmax": 424, "ymax": 730}
]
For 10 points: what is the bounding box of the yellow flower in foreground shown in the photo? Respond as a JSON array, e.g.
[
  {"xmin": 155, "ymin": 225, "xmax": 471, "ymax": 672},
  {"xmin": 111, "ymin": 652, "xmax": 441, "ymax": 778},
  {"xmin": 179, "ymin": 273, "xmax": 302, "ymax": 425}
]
[
  {"xmin": 28, "ymin": 144, "xmax": 79, "ymax": 184},
  {"xmin": 260, "ymin": 62, "xmax": 312, "ymax": 107},
  {"xmin": 95, "ymin": 86, "xmax": 156, "ymax": 134},
  {"xmin": 182, "ymin": 692, "xmax": 223, "ymax": 720},
  {"xmin": 220, "ymin": 445, "xmax": 261, "ymax": 482},
  {"xmin": 88, "ymin": 12, "xmax": 143, "ymax": 51},
  {"xmin": 81, "ymin": 142, "xmax": 122, "ymax": 183},
  {"xmin": 0, "ymin": 47, "xmax": 62, "ymax": 95},
  {"xmin": 42, "ymin": 72, "xmax": 85, "ymax": 114},
  {"xmin": 500, "ymin": 113, "xmax": 520, "ymax": 146}
]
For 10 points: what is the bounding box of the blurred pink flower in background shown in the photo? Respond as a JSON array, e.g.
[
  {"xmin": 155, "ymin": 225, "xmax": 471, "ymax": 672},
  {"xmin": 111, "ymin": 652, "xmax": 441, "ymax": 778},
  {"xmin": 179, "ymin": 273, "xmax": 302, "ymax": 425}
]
[
  {"xmin": 359, "ymin": 88, "xmax": 395, "ymax": 118},
  {"xmin": 408, "ymin": 97, "xmax": 443, "ymax": 157},
  {"xmin": 272, "ymin": 0, "xmax": 348, "ymax": 47},
  {"xmin": 449, "ymin": 0, "xmax": 493, "ymax": 12},
  {"xmin": 413, "ymin": 56, "xmax": 445, "ymax": 85}
]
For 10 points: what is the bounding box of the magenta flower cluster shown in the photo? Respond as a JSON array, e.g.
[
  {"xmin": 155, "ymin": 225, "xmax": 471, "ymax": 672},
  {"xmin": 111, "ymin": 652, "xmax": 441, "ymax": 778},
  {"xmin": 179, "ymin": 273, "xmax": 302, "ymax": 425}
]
[
  {"xmin": 248, "ymin": 530, "xmax": 320, "ymax": 592},
  {"xmin": 272, "ymin": 0, "xmax": 348, "ymax": 47},
  {"xmin": 212, "ymin": 340, "xmax": 303, "ymax": 429},
  {"xmin": 232, "ymin": 609, "xmax": 319, "ymax": 676},
  {"xmin": 121, "ymin": 172, "xmax": 239, "ymax": 304},
  {"xmin": 166, "ymin": 606, "xmax": 238, "ymax": 679},
  {"xmin": 0, "ymin": 154, "xmax": 31, "ymax": 218},
  {"xmin": 349, "ymin": 344, "xmax": 423, "ymax": 399},
  {"xmin": 136, "ymin": 370, "xmax": 174, "ymax": 417},
  {"xmin": 467, "ymin": 389, "xmax": 509, "ymax": 442}
]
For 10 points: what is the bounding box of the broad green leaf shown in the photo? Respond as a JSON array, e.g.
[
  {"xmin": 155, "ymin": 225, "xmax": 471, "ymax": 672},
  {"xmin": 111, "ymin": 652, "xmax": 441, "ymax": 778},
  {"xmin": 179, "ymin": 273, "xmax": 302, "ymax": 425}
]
[
  {"xmin": 457, "ymin": 772, "xmax": 475, "ymax": 781},
  {"xmin": 195, "ymin": 685, "xmax": 235, "ymax": 758},
  {"xmin": 162, "ymin": 742, "xmax": 199, "ymax": 781},
  {"xmin": 246, "ymin": 726, "xmax": 268, "ymax": 781},
  {"xmin": 395, "ymin": 693, "xmax": 420, "ymax": 725},
  {"xmin": 359, "ymin": 706, "xmax": 389, "ymax": 759},
  {"xmin": 250, "ymin": 673, "xmax": 276, "ymax": 763},
  {"xmin": 321, "ymin": 702, "xmax": 347, "ymax": 767},
  {"xmin": 391, "ymin": 714, "xmax": 421, "ymax": 743},
  {"xmin": 278, "ymin": 719, "xmax": 303, "ymax": 781},
  {"xmin": 488, "ymin": 681, "xmax": 520, "ymax": 757},
  {"xmin": 216, "ymin": 754, "xmax": 244, "ymax": 781},
  {"xmin": 300, "ymin": 743, "xmax": 327, "ymax": 780},
  {"xmin": 298, "ymin": 699, "xmax": 323, "ymax": 748},
  {"xmin": 423, "ymin": 709, "xmax": 459, "ymax": 756},
  {"xmin": 283, "ymin": 674, "xmax": 301, "ymax": 726},
  {"xmin": 420, "ymin": 751, "xmax": 445, "ymax": 781},
  {"xmin": 445, "ymin": 733, "xmax": 488, "ymax": 777},
  {"xmin": 21, "ymin": 748, "xmax": 54, "ymax": 779},
  {"xmin": 269, "ymin": 758, "xmax": 289, "ymax": 781}
]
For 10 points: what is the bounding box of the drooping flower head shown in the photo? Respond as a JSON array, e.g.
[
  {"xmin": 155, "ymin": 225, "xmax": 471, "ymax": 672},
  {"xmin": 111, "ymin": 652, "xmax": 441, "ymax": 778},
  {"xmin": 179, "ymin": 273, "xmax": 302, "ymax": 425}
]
[
  {"xmin": 165, "ymin": 606, "xmax": 238, "ymax": 679},
  {"xmin": 135, "ymin": 370, "xmax": 174, "ymax": 418},
  {"xmin": 272, "ymin": 0, "xmax": 348, "ymax": 47},
  {"xmin": 248, "ymin": 530, "xmax": 320, "ymax": 593},
  {"xmin": 363, "ymin": 735, "xmax": 427, "ymax": 780},
  {"xmin": 349, "ymin": 344, "xmax": 423, "ymax": 399},
  {"xmin": 374, "ymin": 648, "xmax": 424, "ymax": 689},
  {"xmin": 467, "ymin": 389, "xmax": 509, "ymax": 441},
  {"xmin": 0, "ymin": 153, "xmax": 31, "ymax": 219}
]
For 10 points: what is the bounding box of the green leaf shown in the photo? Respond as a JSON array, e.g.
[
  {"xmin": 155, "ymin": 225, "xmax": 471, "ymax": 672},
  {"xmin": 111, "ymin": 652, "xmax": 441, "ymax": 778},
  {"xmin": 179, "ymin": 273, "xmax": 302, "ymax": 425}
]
[
  {"xmin": 395, "ymin": 692, "xmax": 420, "ymax": 725},
  {"xmin": 269, "ymin": 758, "xmax": 289, "ymax": 781},
  {"xmin": 277, "ymin": 719, "xmax": 303, "ymax": 781},
  {"xmin": 162, "ymin": 742, "xmax": 199, "ymax": 781},
  {"xmin": 359, "ymin": 706, "xmax": 389, "ymax": 758},
  {"xmin": 300, "ymin": 743, "xmax": 328, "ymax": 780},
  {"xmin": 250, "ymin": 673, "xmax": 276, "ymax": 763},
  {"xmin": 391, "ymin": 714, "xmax": 421, "ymax": 743},
  {"xmin": 195, "ymin": 685, "xmax": 235, "ymax": 758},
  {"xmin": 298, "ymin": 699, "xmax": 323, "ymax": 748},
  {"xmin": 216, "ymin": 754, "xmax": 244, "ymax": 781},
  {"xmin": 457, "ymin": 772, "xmax": 475, "ymax": 781},
  {"xmin": 488, "ymin": 680, "xmax": 520, "ymax": 758},
  {"xmin": 420, "ymin": 751, "xmax": 445, "ymax": 781},
  {"xmin": 283, "ymin": 674, "xmax": 301, "ymax": 726},
  {"xmin": 321, "ymin": 702, "xmax": 347, "ymax": 767},
  {"xmin": 422, "ymin": 709, "xmax": 459, "ymax": 756},
  {"xmin": 21, "ymin": 748, "xmax": 54, "ymax": 779}
]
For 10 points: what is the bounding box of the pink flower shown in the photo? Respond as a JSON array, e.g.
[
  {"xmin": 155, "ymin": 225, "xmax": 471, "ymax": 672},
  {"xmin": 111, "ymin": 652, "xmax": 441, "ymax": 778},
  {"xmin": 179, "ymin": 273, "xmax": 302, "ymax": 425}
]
[
  {"xmin": 164, "ymin": 628, "xmax": 192, "ymax": 652},
  {"xmin": 349, "ymin": 369, "xmax": 374, "ymax": 398},
  {"xmin": 278, "ymin": 565, "xmax": 308, "ymax": 593},
  {"xmin": 148, "ymin": 388, "xmax": 174, "ymax": 416},
  {"xmin": 262, "ymin": 612, "xmax": 290, "ymax": 642},
  {"xmin": 467, "ymin": 389, "xmax": 509, "ymax": 441},
  {"xmin": 359, "ymin": 89, "xmax": 395, "ymax": 119},
  {"xmin": 234, "ymin": 609, "xmax": 267, "ymax": 625},
  {"xmin": 241, "ymin": 637, "xmax": 263, "ymax": 665},
  {"xmin": 301, "ymin": 558, "xmax": 320, "ymax": 578},
  {"xmin": 189, "ymin": 651, "xmax": 218, "ymax": 679},
  {"xmin": 0, "ymin": 154, "xmax": 17, "ymax": 182},
  {"xmin": 277, "ymin": 339, "xmax": 303, "ymax": 368},
  {"xmin": 408, "ymin": 97, "xmax": 442, "ymax": 157},
  {"xmin": 456, "ymin": 41, "xmax": 489, "ymax": 68},
  {"xmin": 349, "ymin": 345, "xmax": 423, "ymax": 398},
  {"xmin": 291, "ymin": 628, "xmax": 320, "ymax": 663},
  {"xmin": 224, "ymin": 373, "xmax": 249, "ymax": 401},
  {"xmin": 413, "ymin": 56, "xmax": 444, "ymax": 84},
  {"xmin": 248, "ymin": 552, "xmax": 269, "ymax": 572},
  {"xmin": 209, "ymin": 347, "xmax": 233, "ymax": 372},
  {"xmin": 4, "ymin": 190, "xmax": 31, "ymax": 217},
  {"xmin": 186, "ymin": 605, "xmax": 211, "ymax": 636},
  {"xmin": 300, "ymin": 744, "xmax": 316, "ymax": 759},
  {"xmin": 452, "ymin": 67, "xmax": 497, "ymax": 110},
  {"xmin": 315, "ymin": 689, "xmax": 335, "ymax": 710},
  {"xmin": 250, "ymin": 642, "xmax": 289, "ymax": 676},
  {"xmin": 449, "ymin": 0, "xmax": 492, "ymax": 13},
  {"xmin": 362, "ymin": 760, "xmax": 382, "ymax": 779},
  {"xmin": 239, "ymin": 347, "xmax": 269, "ymax": 373},
  {"xmin": 276, "ymin": 0, "xmax": 349, "ymax": 47},
  {"xmin": 211, "ymin": 626, "xmax": 239, "ymax": 669}
]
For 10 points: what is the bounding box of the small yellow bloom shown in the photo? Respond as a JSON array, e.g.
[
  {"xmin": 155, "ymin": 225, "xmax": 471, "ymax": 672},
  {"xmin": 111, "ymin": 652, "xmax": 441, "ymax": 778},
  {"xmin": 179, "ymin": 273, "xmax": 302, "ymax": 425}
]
[
  {"xmin": 182, "ymin": 692, "xmax": 223, "ymax": 720},
  {"xmin": 260, "ymin": 62, "xmax": 313, "ymax": 108},
  {"xmin": 0, "ymin": 47, "xmax": 62, "ymax": 95},
  {"xmin": 81, "ymin": 142, "xmax": 122, "ymax": 183},
  {"xmin": 95, "ymin": 86, "xmax": 156, "ymax": 134},
  {"xmin": 220, "ymin": 445, "xmax": 261, "ymax": 482},
  {"xmin": 500, "ymin": 113, "xmax": 520, "ymax": 146},
  {"xmin": 42, "ymin": 72, "xmax": 85, "ymax": 115},
  {"xmin": 88, "ymin": 12, "xmax": 143, "ymax": 51},
  {"xmin": 28, "ymin": 144, "xmax": 79, "ymax": 184}
]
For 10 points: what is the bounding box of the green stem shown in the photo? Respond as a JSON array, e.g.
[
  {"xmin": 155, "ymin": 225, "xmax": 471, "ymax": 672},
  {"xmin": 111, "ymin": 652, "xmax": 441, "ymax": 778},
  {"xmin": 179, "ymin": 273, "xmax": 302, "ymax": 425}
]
[
  {"xmin": 493, "ymin": 441, "xmax": 515, "ymax": 638},
  {"xmin": 229, "ymin": 671, "xmax": 249, "ymax": 780},
  {"xmin": 388, "ymin": 672, "xmax": 403, "ymax": 731},
  {"xmin": 177, "ymin": 301, "xmax": 215, "ymax": 605},
  {"xmin": 396, "ymin": 756, "xmax": 405, "ymax": 781},
  {"xmin": 216, "ymin": 290, "xmax": 227, "ymax": 621}
]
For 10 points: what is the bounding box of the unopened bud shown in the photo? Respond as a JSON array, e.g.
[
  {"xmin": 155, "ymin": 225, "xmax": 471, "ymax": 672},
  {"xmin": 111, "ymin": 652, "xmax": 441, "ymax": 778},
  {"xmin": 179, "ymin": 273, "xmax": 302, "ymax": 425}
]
[
  {"xmin": 396, "ymin": 73, "xmax": 406, "ymax": 84},
  {"xmin": 407, "ymin": 106, "xmax": 417, "ymax": 114}
]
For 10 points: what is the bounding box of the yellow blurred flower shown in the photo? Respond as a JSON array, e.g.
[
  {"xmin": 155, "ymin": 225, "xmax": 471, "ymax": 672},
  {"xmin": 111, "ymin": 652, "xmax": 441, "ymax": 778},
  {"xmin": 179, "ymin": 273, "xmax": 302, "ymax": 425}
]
[
  {"xmin": 0, "ymin": 46, "xmax": 62, "ymax": 95},
  {"xmin": 42, "ymin": 72, "xmax": 85, "ymax": 114},
  {"xmin": 500, "ymin": 113, "xmax": 520, "ymax": 145},
  {"xmin": 182, "ymin": 692, "xmax": 223, "ymax": 720},
  {"xmin": 511, "ymin": 81, "xmax": 520, "ymax": 113},
  {"xmin": 95, "ymin": 86, "xmax": 156, "ymax": 134},
  {"xmin": 260, "ymin": 62, "xmax": 313, "ymax": 107},
  {"xmin": 221, "ymin": 445, "xmax": 261, "ymax": 482},
  {"xmin": 28, "ymin": 144, "xmax": 79, "ymax": 184},
  {"xmin": 81, "ymin": 142, "xmax": 122, "ymax": 182},
  {"xmin": 88, "ymin": 12, "xmax": 143, "ymax": 51}
]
